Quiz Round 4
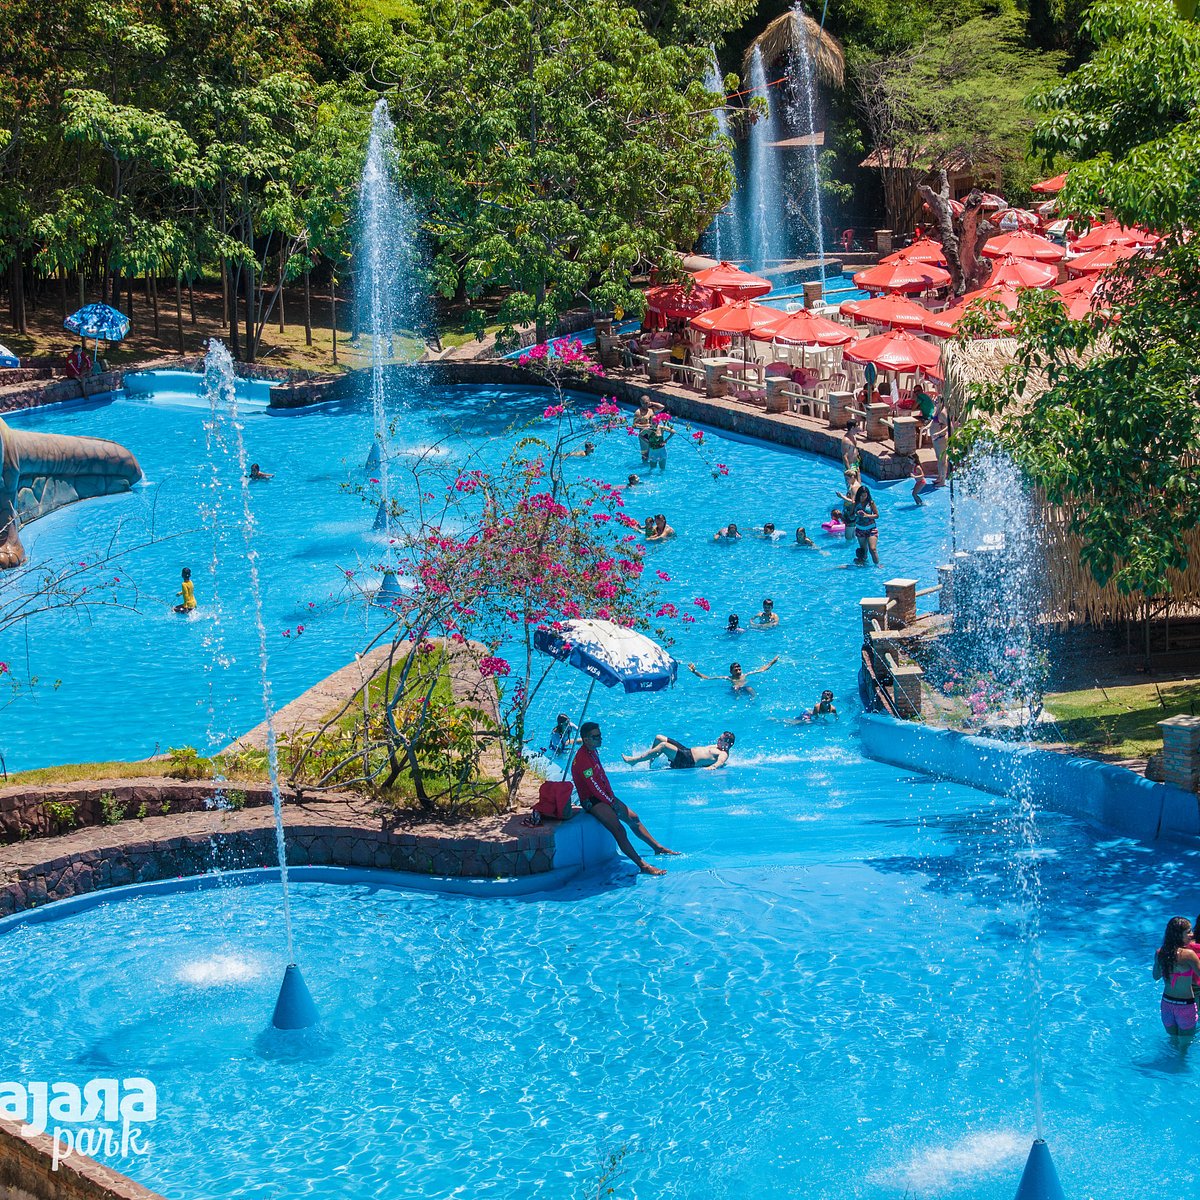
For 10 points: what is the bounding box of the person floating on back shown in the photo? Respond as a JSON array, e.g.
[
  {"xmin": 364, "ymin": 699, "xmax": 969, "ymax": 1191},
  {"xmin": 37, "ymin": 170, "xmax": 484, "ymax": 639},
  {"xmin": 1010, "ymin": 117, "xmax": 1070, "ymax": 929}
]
[
  {"xmin": 570, "ymin": 722, "xmax": 678, "ymax": 875},
  {"xmin": 174, "ymin": 567, "xmax": 196, "ymax": 614},
  {"xmin": 623, "ymin": 731, "xmax": 735, "ymax": 771}
]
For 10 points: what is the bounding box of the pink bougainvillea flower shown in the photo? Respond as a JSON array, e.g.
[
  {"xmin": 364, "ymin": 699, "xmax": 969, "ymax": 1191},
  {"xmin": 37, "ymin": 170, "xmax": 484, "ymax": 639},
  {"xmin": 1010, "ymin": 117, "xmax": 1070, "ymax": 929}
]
[
  {"xmin": 479, "ymin": 655, "xmax": 511, "ymax": 677},
  {"xmin": 691, "ymin": 431, "xmax": 704, "ymax": 442},
  {"xmin": 694, "ymin": 597, "xmax": 711, "ymax": 612},
  {"xmin": 543, "ymin": 404, "xmax": 565, "ymax": 418},
  {"xmin": 656, "ymin": 570, "xmax": 671, "ymax": 581}
]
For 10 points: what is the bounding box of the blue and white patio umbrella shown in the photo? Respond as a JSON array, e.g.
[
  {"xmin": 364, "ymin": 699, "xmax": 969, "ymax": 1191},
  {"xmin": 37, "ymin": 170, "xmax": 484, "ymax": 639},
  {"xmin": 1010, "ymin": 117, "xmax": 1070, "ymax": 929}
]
[
  {"xmin": 64, "ymin": 303, "xmax": 131, "ymax": 343},
  {"xmin": 535, "ymin": 618, "xmax": 677, "ymax": 779},
  {"xmin": 0, "ymin": 343, "xmax": 17, "ymax": 368},
  {"xmin": 534, "ymin": 618, "xmax": 677, "ymax": 693}
]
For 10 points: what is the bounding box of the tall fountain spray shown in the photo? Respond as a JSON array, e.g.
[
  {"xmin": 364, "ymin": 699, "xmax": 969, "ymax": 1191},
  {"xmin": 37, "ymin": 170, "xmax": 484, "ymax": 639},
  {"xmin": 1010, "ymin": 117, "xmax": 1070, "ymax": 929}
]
[
  {"xmin": 704, "ymin": 50, "xmax": 739, "ymax": 262},
  {"xmin": 202, "ymin": 341, "xmax": 318, "ymax": 1030},
  {"xmin": 746, "ymin": 48, "xmax": 785, "ymax": 273},
  {"xmin": 954, "ymin": 450, "xmax": 1064, "ymax": 1199},
  {"xmin": 788, "ymin": 2, "xmax": 827, "ymax": 287},
  {"xmin": 359, "ymin": 98, "xmax": 419, "ymax": 535}
]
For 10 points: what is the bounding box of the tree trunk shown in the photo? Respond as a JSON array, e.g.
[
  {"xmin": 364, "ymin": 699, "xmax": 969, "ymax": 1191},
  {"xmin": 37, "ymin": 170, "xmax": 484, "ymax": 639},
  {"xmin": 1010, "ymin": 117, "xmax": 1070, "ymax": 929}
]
[
  {"xmin": 917, "ymin": 172, "xmax": 996, "ymax": 296},
  {"xmin": 150, "ymin": 273, "xmax": 160, "ymax": 338},
  {"xmin": 127, "ymin": 274, "xmax": 134, "ymax": 325},
  {"xmin": 304, "ymin": 268, "xmax": 312, "ymax": 346},
  {"xmin": 175, "ymin": 275, "xmax": 185, "ymax": 354},
  {"xmin": 244, "ymin": 257, "xmax": 255, "ymax": 363},
  {"xmin": 9, "ymin": 259, "xmax": 26, "ymax": 334},
  {"xmin": 77, "ymin": 271, "xmax": 85, "ymax": 308},
  {"xmin": 188, "ymin": 278, "xmax": 196, "ymax": 324},
  {"xmin": 331, "ymin": 282, "xmax": 338, "ymax": 365},
  {"xmin": 227, "ymin": 261, "xmax": 241, "ymax": 359},
  {"xmin": 278, "ymin": 246, "xmax": 286, "ymax": 332},
  {"xmin": 220, "ymin": 261, "xmax": 229, "ymax": 327},
  {"xmin": 58, "ymin": 270, "xmax": 66, "ymax": 318}
]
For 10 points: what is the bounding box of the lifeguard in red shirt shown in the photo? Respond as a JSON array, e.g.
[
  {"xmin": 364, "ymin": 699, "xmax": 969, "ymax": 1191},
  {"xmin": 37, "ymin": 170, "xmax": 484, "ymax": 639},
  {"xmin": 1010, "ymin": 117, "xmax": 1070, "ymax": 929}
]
[{"xmin": 571, "ymin": 721, "xmax": 678, "ymax": 876}]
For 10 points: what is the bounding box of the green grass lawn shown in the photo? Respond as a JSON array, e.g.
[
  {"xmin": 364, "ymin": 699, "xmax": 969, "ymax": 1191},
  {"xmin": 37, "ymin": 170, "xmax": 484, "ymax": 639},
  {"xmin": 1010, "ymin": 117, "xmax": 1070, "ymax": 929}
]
[{"xmin": 1043, "ymin": 678, "xmax": 1200, "ymax": 760}]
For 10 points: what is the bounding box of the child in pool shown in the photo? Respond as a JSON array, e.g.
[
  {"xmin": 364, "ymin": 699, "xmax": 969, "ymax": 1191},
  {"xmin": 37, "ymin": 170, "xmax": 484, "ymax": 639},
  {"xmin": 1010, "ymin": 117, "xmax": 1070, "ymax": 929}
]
[
  {"xmin": 174, "ymin": 567, "xmax": 196, "ymax": 613},
  {"xmin": 787, "ymin": 690, "xmax": 838, "ymax": 723}
]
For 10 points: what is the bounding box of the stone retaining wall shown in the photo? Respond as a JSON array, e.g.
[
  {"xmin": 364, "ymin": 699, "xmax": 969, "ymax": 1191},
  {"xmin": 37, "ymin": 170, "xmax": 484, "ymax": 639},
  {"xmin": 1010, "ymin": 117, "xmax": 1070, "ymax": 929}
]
[
  {"xmin": 0, "ymin": 371, "xmax": 122, "ymax": 415},
  {"xmin": 0, "ymin": 1116, "xmax": 164, "ymax": 1200}
]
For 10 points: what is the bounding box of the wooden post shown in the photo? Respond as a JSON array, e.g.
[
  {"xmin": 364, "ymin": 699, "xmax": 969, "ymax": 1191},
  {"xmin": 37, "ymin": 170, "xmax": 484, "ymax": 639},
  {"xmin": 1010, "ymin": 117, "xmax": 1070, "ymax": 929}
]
[
  {"xmin": 1158, "ymin": 716, "xmax": 1200, "ymax": 791},
  {"xmin": 865, "ymin": 401, "xmax": 890, "ymax": 442},
  {"xmin": 884, "ymin": 578, "xmax": 918, "ymax": 625},
  {"xmin": 828, "ymin": 390, "xmax": 854, "ymax": 429},
  {"xmin": 704, "ymin": 359, "xmax": 730, "ymax": 398},
  {"xmin": 892, "ymin": 415, "xmax": 918, "ymax": 456},
  {"xmin": 891, "ymin": 664, "xmax": 924, "ymax": 718},
  {"xmin": 765, "ymin": 377, "xmax": 789, "ymax": 414},
  {"xmin": 646, "ymin": 348, "xmax": 672, "ymax": 383},
  {"xmin": 860, "ymin": 596, "xmax": 890, "ymax": 639}
]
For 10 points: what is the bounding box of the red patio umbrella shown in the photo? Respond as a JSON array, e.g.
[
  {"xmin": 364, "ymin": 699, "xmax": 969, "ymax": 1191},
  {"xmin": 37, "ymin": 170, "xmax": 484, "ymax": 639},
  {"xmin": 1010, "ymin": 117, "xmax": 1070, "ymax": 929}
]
[
  {"xmin": 1065, "ymin": 244, "xmax": 1141, "ymax": 275},
  {"xmin": 852, "ymin": 260, "xmax": 952, "ymax": 294},
  {"xmin": 1032, "ymin": 172, "xmax": 1068, "ymax": 194},
  {"xmin": 839, "ymin": 294, "xmax": 934, "ymax": 330},
  {"xmin": 844, "ymin": 328, "xmax": 942, "ymax": 374},
  {"xmin": 982, "ymin": 230, "xmax": 1066, "ymax": 262},
  {"xmin": 688, "ymin": 261, "xmax": 772, "ymax": 299},
  {"xmin": 690, "ymin": 299, "xmax": 787, "ymax": 335},
  {"xmin": 1070, "ymin": 222, "xmax": 1159, "ymax": 251},
  {"xmin": 922, "ymin": 286, "xmax": 1021, "ymax": 337},
  {"xmin": 1052, "ymin": 277, "xmax": 1104, "ymax": 320},
  {"xmin": 750, "ymin": 309, "xmax": 856, "ymax": 347},
  {"xmin": 985, "ymin": 255, "xmax": 1058, "ymax": 289},
  {"xmin": 881, "ymin": 237, "xmax": 948, "ymax": 266},
  {"xmin": 995, "ymin": 207, "xmax": 1041, "ymax": 231},
  {"xmin": 645, "ymin": 283, "xmax": 717, "ymax": 319}
]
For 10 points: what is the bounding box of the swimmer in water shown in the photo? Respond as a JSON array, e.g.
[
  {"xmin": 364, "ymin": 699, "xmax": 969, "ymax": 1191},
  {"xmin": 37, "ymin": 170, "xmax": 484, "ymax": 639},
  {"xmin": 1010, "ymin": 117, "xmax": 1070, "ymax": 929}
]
[
  {"xmin": 795, "ymin": 526, "xmax": 815, "ymax": 547},
  {"xmin": 687, "ymin": 656, "xmax": 779, "ymax": 698},
  {"xmin": 752, "ymin": 598, "xmax": 779, "ymax": 628},
  {"xmin": 714, "ymin": 523, "xmax": 741, "ymax": 541},
  {"xmin": 623, "ymin": 731, "xmax": 735, "ymax": 771},
  {"xmin": 786, "ymin": 690, "xmax": 839, "ymax": 723},
  {"xmin": 249, "ymin": 463, "xmax": 273, "ymax": 481},
  {"xmin": 174, "ymin": 566, "xmax": 196, "ymax": 613},
  {"xmin": 725, "ymin": 614, "xmax": 742, "ymax": 634}
]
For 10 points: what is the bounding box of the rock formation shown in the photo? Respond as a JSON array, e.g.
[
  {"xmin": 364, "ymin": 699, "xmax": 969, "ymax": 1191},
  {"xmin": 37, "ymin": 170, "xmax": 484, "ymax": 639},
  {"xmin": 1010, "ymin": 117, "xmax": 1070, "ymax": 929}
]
[{"xmin": 0, "ymin": 418, "xmax": 142, "ymax": 568}]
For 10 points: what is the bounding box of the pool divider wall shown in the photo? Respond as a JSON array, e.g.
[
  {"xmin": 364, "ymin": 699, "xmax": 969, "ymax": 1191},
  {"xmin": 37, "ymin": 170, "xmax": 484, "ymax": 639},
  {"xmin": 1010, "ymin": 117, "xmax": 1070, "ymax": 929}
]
[
  {"xmin": 859, "ymin": 713, "xmax": 1200, "ymax": 840},
  {"xmin": 0, "ymin": 1114, "xmax": 166, "ymax": 1200}
]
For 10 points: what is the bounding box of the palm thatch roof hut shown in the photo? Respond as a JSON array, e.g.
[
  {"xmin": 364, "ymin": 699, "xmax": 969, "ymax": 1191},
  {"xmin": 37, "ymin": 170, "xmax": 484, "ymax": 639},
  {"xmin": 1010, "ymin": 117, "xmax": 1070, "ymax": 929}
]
[
  {"xmin": 743, "ymin": 11, "xmax": 845, "ymax": 90},
  {"xmin": 940, "ymin": 338, "xmax": 1200, "ymax": 628}
]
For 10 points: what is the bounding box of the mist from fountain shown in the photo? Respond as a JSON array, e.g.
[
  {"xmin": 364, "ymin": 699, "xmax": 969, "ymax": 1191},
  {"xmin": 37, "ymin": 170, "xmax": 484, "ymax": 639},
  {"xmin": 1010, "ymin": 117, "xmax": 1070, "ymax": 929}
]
[
  {"xmin": 788, "ymin": 1, "xmax": 827, "ymax": 286},
  {"xmin": 746, "ymin": 48, "xmax": 785, "ymax": 273},
  {"xmin": 202, "ymin": 341, "xmax": 298, "ymax": 975},
  {"xmin": 955, "ymin": 449, "xmax": 1054, "ymax": 1165},
  {"xmin": 704, "ymin": 50, "xmax": 739, "ymax": 262}
]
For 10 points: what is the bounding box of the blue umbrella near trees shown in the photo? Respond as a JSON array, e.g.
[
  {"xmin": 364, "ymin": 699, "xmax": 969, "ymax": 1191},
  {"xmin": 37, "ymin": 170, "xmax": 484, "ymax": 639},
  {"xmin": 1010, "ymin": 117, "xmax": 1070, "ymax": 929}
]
[{"xmin": 64, "ymin": 304, "xmax": 131, "ymax": 343}]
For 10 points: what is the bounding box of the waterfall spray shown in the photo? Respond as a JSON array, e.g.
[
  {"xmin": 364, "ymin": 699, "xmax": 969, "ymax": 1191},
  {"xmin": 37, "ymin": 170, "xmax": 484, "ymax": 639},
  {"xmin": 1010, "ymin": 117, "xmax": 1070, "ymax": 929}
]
[
  {"xmin": 704, "ymin": 50, "xmax": 738, "ymax": 261},
  {"xmin": 746, "ymin": 49, "xmax": 785, "ymax": 273},
  {"xmin": 789, "ymin": 1, "xmax": 827, "ymax": 286}
]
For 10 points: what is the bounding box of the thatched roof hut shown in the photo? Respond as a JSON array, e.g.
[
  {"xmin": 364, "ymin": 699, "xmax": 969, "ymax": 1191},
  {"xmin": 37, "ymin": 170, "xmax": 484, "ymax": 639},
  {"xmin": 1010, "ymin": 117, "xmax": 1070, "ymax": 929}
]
[
  {"xmin": 940, "ymin": 338, "xmax": 1200, "ymax": 628},
  {"xmin": 743, "ymin": 11, "xmax": 845, "ymax": 90}
]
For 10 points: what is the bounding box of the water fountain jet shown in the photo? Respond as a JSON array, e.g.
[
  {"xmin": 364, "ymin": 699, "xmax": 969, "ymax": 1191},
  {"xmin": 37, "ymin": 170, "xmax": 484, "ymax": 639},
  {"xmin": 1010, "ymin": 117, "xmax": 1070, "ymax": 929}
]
[{"xmin": 1013, "ymin": 1139, "xmax": 1064, "ymax": 1200}]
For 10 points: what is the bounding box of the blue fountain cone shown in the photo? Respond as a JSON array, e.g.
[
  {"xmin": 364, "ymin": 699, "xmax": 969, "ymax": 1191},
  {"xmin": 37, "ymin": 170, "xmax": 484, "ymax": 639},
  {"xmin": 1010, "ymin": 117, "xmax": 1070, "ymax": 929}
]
[
  {"xmin": 365, "ymin": 442, "xmax": 381, "ymax": 471},
  {"xmin": 373, "ymin": 500, "xmax": 389, "ymax": 531},
  {"xmin": 376, "ymin": 569, "xmax": 401, "ymax": 606},
  {"xmin": 272, "ymin": 964, "xmax": 320, "ymax": 1030},
  {"xmin": 1013, "ymin": 1139, "xmax": 1064, "ymax": 1200}
]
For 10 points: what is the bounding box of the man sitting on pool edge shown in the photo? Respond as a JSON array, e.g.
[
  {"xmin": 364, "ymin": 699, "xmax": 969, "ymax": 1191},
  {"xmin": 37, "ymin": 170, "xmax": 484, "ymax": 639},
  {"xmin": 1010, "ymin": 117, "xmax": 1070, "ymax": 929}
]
[
  {"xmin": 623, "ymin": 731, "xmax": 735, "ymax": 771},
  {"xmin": 570, "ymin": 722, "xmax": 679, "ymax": 875}
]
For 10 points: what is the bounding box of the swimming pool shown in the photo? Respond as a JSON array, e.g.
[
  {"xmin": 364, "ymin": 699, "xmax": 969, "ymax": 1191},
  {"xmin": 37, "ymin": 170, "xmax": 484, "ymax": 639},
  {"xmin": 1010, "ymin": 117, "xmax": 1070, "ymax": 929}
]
[{"xmin": 0, "ymin": 374, "xmax": 1186, "ymax": 1199}]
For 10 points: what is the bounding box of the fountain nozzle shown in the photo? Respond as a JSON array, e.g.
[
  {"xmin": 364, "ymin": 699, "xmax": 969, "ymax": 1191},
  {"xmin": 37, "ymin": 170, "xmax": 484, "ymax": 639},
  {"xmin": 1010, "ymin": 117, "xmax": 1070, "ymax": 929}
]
[
  {"xmin": 271, "ymin": 963, "xmax": 320, "ymax": 1030},
  {"xmin": 366, "ymin": 442, "xmax": 381, "ymax": 472},
  {"xmin": 1013, "ymin": 1138, "xmax": 1064, "ymax": 1200}
]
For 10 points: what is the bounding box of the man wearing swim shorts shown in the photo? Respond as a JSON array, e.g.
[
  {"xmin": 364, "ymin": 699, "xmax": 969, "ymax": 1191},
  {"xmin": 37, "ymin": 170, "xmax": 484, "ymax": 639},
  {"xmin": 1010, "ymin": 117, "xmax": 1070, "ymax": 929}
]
[
  {"xmin": 622, "ymin": 731, "xmax": 735, "ymax": 771},
  {"xmin": 570, "ymin": 723, "xmax": 678, "ymax": 875}
]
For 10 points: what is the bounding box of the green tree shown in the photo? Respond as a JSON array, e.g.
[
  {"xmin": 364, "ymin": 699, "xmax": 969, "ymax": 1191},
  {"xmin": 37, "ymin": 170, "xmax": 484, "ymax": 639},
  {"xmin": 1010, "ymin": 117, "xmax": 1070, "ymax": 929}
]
[
  {"xmin": 966, "ymin": 0, "xmax": 1200, "ymax": 599},
  {"xmin": 379, "ymin": 0, "xmax": 732, "ymax": 342}
]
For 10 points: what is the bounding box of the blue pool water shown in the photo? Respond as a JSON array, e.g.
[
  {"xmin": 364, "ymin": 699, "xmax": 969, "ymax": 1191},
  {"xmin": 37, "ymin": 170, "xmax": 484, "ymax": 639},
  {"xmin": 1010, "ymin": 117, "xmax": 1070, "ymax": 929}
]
[{"xmin": 0, "ymin": 375, "xmax": 1189, "ymax": 1198}]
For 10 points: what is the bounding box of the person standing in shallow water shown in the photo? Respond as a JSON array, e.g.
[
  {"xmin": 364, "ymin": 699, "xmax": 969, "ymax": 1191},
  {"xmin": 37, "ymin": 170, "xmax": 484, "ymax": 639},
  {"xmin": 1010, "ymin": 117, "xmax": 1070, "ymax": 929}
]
[
  {"xmin": 174, "ymin": 567, "xmax": 196, "ymax": 613},
  {"xmin": 1155, "ymin": 916, "xmax": 1200, "ymax": 1038},
  {"xmin": 570, "ymin": 723, "xmax": 678, "ymax": 875}
]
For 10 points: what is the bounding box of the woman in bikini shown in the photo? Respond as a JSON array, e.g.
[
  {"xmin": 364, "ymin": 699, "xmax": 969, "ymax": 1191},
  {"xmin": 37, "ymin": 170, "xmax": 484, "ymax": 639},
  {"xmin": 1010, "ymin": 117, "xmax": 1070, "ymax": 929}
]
[
  {"xmin": 1154, "ymin": 916, "xmax": 1200, "ymax": 1037},
  {"xmin": 853, "ymin": 485, "xmax": 880, "ymax": 565}
]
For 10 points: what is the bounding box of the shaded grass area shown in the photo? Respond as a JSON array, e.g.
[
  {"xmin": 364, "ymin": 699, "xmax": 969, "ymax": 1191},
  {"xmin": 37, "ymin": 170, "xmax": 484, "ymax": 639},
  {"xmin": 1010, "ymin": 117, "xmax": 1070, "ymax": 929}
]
[{"xmin": 1042, "ymin": 678, "xmax": 1200, "ymax": 760}]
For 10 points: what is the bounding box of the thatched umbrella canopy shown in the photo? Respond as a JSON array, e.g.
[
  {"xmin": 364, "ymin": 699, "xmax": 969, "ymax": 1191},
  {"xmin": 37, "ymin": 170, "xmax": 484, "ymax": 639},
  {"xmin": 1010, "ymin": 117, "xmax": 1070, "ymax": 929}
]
[{"xmin": 743, "ymin": 10, "xmax": 845, "ymax": 90}]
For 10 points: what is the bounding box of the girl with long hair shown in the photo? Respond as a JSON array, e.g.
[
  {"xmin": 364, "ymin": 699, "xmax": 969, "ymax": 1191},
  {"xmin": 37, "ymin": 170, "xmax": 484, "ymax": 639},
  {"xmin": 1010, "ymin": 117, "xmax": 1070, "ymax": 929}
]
[{"xmin": 1154, "ymin": 916, "xmax": 1200, "ymax": 1037}]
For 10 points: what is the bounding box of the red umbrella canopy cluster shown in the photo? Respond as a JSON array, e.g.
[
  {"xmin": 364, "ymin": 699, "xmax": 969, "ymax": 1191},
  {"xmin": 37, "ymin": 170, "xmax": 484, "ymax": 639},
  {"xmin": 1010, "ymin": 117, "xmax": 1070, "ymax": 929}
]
[
  {"xmin": 1031, "ymin": 172, "xmax": 1068, "ymax": 194},
  {"xmin": 982, "ymin": 230, "xmax": 1066, "ymax": 263},
  {"xmin": 689, "ymin": 299, "xmax": 787, "ymax": 335},
  {"xmin": 922, "ymin": 286, "xmax": 1021, "ymax": 337},
  {"xmin": 844, "ymin": 328, "xmax": 942, "ymax": 375},
  {"xmin": 985, "ymin": 255, "xmax": 1058, "ymax": 290},
  {"xmin": 839, "ymin": 294, "xmax": 933, "ymax": 330},
  {"xmin": 689, "ymin": 261, "xmax": 773, "ymax": 299},
  {"xmin": 751, "ymin": 309, "xmax": 856, "ymax": 347},
  {"xmin": 645, "ymin": 283, "xmax": 717, "ymax": 319},
  {"xmin": 881, "ymin": 238, "xmax": 948, "ymax": 266},
  {"xmin": 1065, "ymin": 244, "xmax": 1141, "ymax": 275},
  {"xmin": 852, "ymin": 260, "xmax": 952, "ymax": 294},
  {"xmin": 1070, "ymin": 222, "xmax": 1159, "ymax": 251}
]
